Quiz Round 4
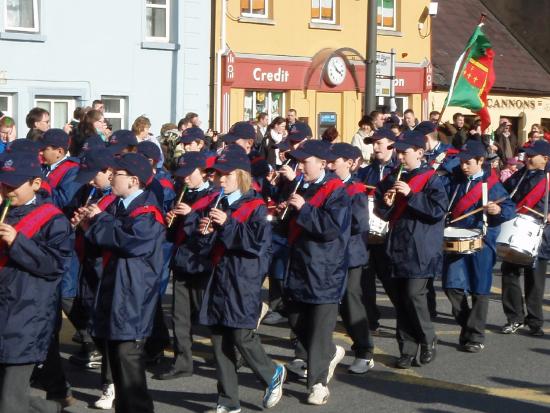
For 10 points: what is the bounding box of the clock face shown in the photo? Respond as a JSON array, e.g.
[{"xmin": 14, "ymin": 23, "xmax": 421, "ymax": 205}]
[{"xmin": 325, "ymin": 56, "xmax": 346, "ymax": 86}]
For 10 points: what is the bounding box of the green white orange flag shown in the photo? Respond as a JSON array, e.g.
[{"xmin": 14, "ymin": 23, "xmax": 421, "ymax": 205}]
[{"xmin": 444, "ymin": 24, "xmax": 495, "ymax": 131}]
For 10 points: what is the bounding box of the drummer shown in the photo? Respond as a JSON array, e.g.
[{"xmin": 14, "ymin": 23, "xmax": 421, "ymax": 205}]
[
  {"xmin": 500, "ymin": 140, "xmax": 550, "ymax": 337},
  {"xmin": 442, "ymin": 140, "xmax": 515, "ymax": 352}
]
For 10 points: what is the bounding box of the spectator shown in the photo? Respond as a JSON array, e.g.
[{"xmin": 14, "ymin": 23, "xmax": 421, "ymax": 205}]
[
  {"xmin": 494, "ymin": 118, "xmax": 519, "ymax": 159},
  {"xmin": 71, "ymin": 110, "xmax": 107, "ymax": 156},
  {"xmin": 185, "ymin": 112, "xmax": 201, "ymax": 128},
  {"xmin": 0, "ymin": 116, "xmax": 16, "ymax": 153},
  {"xmin": 92, "ymin": 99, "xmax": 113, "ymax": 131},
  {"xmin": 402, "ymin": 109, "xmax": 417, "ymax": 131},
  {"xmin": 286, "ymin": 109, "xmax": 298, "ymax": 131},
  {"xmin": 390, "ymin": 123, "xmax": 402, "ymax": 138},
  {"xmin": 500, "ymin": 157, "xmax": 520, "ymax": 182},
  {"xmin": 370, "ymin": 110, "xmax": 385, "ymax": 130},
  {"xmin": 321, "ymin": 126, "xmax": 339, "ymax": 143},
  {"xmin": 429, "ymin": 111, "xmax": 440, "ymax": 123},
  {"xmin": 351, "ymin": 116, "xmax": 374, "ymax": 166},
  {"xmin": 25, "ymin": 107, "xmax": 50, "ymax": 140},
  {"xmin": 522, "ymin": 131, "xmax": 540, "ymax": 149},
  {"xmin": 261, "ymin": 116, "xmax": 287, "ymax": 168},
  {"xmin": 255, "ymin": 112, "xmax": 269, "ymax": 150},
  {"xmin": 177, "ymin": 116, "xmax": 192, "ymax": 132}
]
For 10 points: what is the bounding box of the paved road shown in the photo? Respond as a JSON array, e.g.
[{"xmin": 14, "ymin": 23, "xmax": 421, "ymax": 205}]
[{"xmin": 38, "ymin": 268, "xmax": 550, "ymax": 413}]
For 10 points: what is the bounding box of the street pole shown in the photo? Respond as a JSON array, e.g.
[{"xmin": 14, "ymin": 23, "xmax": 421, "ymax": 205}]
[{"xmin": 364, "ymin": 0, "xmax": 377, "ymax": 116}]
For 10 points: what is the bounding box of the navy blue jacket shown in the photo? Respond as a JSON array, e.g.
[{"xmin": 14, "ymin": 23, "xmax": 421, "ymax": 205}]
[
  {"xmin": 85, "ymin": 190, "xmax": 165, "ymax": 340},
  {"xmin": 375, "ymin": 165, "xmax": 449, "ymax": 278},
  {"xmin": 47, "ymin": 156, "xmax": 85, "ymax": 216},
  {"xmin": 345, "ymin": 178, "xmax": 370, "ymax": 268},
  {"xmin": 199, "ymin": 190, "xmax": 272, "ymax": 329},
  {"xmin": 0, "ymin": 201, "xmax": 72, "ymax": 364},
  {"xmin": 151, "ymin": 168, "xmax": 176, "ymax": 214},
  {"xmin": 284, "ymin": 172, "xmax": 351, "ymax": 304},
  {"xmin": 425, "ymin": 142, "xmax": 460, "ymax": 175},
  {"xmin": 358, "ymin": 156, "xmax": 399, "ymax": 187}
]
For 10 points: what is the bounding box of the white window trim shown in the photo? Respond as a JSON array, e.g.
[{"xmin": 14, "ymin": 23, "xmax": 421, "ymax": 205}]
[
  {"xmin": 377, "ymin": 0, "xmax": 396, "ymax": 31},
  {"xmin": 311, "ymin": 0, "xmax": 336, "ymax": 25},
  {"xmin": 241, "ymin": 0, "xmax": 269, "ymax": 19},
  {"xmin": 101, "ymin": 96, "xmax": 127, "ymax": 130},
  {"xmin": 145, "ymin": 0, "xmax": 170, "ymax": 43},
  {"xmin": 34, "ymin": 97, "xmax": 75, "ymax": 129},
  {"xmin": 0, "ymin": 93, "xmax": 14, "ymax": 117},
  {"xmin": 246, "ymin": 90, "xmax": 286, "ymax": 123},
  {"xmin": 4, "ymin": 0, "xmax": 40, "ymax": 33}
]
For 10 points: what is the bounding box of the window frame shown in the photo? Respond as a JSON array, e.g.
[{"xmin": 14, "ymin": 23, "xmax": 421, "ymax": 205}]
[
  {"xmin": 34, "ymin": 96, "xmax": 76, "ymax": 129},
  {"xmin": 240, "ymin": 0, "xmax": 269, "ymax": 19},
  {"xmin": 377, "ymin": 0, "xmax": 396, "ymax": 31},
  {"xmin": 145, "ymin": 0, "xmax": 170, "ymax": 43},
  {"xmin": 311, "ymin": 0, "xmax": 337, "ymax": 25},
  {"xmin": 101, "ymin": 95, "xmax": 128, "ymax": 131},
  {"xmin": 4, "ymin": 0, "xmax": 40, "ymax": 33},
  {"xmin": 0, "ymin": 93, "xmax": 14, "ymax": 117},
  {"xmin": 244, "ymin": 90, "xmax": 286, "ymax": 123}
]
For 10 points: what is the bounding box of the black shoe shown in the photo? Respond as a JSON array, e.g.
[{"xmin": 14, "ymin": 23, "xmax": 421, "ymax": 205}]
[
  {"xmin": 145, "ymin": 351, "xmax": 164, "ymax": 365},
  {"xmin": 420, "ymin": 338, "xmax": 437, "ymax": 364},
  {"xmin": 461, "ymin": 342, "xmax": 485, "ymax": 353},
  {"xmin": 69, "ymin": 350, "xmax": 102, "ymax": 369},
  {"xmin": 262, "ymin": 311, "xmax": 288, "ymax": 325},
  {"xmin": 528, "ymin": 326, "xmax": 544, "ymax": 337},
  {"xmin": 395, "ymin": 355, "xmax": 416, "ymax": 369},
  {"xmin": 153, "ymin": 366, "xmax": 193, "ymax": 380}
]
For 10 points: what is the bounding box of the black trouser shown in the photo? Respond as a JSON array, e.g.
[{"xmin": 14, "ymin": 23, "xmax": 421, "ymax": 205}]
[
  {"xmin": 340, "ymin": 266, "xmax": 374, "ymax": 359},
  {"xmin": 287, "ymin": 302, "xmax": 339, "ymax": 389},
  {"xmin": 144, "ymin": 300, "xmax": 170, "ymax": 358},
  {"xmin": 211, "ymin": 326, "xmax": 276, "ymax": 410},
  {"xmin": 171, "ymin": 273, "xmax": 207, "ymax": 372},
  {"xmin": 107, "ymin": 340, "xmax": 154, "ymax": 413},
  {"xmin": 445, "ymin": 288, "xmax": 489, "ymax": 344},
  {"xmin": 0, "ymin": 364, "xmax": 60, "ymax": 413},
  {"xmin": 427, "ymin": 278, "xmax": 437, "ymax": 316},
  {"xmin": 393, "ymin": 278, "xmax": 435, "ymax": 356},
  {"xmin": 501, "ymin": 260, "xmax": 547, "ymax": 329},
  {"xmin": 268, "ymin": 278, "xmax": 286, "ymax": 314},
  {"xmin": 62, "ymin": 297, "xmax": 93, "ymax": 344},
  {"xmin": 365, "ymin": 244, "xmax": 398, "ymax": 330},
  {"xmin": 93, "ymin": 339, "xmax": 113, "ymax": 386}
]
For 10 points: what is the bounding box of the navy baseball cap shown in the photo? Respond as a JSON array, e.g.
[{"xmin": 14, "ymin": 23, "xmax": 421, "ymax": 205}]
[
  {"xmin": 222, "ymin": 121, "xmax": 256, "ymax": 143},
  {"xmin": 0, "ymin": 152, "xmax": 42, "ymax": 187},
  {"xmin": 114, "ymin": 153, "xmax": 153, "ymax": 185},
  {"xmin": 365, "ymin": 127, "xmax": 396, "ymax": 144},
  {"xmin": 288, "ymin": 122, "xmax": 312, "ymax": 143},
  {"xmin": 174, "ymin": 151, "xmax": 208, "ymax": 178},
  {"xmin": 524, "ymin": 140, "xmax": 550, "ymax": 157},
  {"xmin": 108, "ymin": 130, "xmax": 138, "ymax": 154},
  {"xmin": 137, "ymin": 141, "xmax": 162, "ymax": 162},
  {"xmin": 80, "ymin": 135, "xmax": 106, "ymax": 155},
  {"xmin": 75, "ymin": 148, "xmax": 117, "ymax": 184},
  {"xmin": 289, "ymin": 140, "xmax": 332, "ymax": 161},
  {"xmin": 458, "ymin": 140, "xmax": 487, "ymax": 161},
  {"xmin": 211, "ymin": 148, "xmax": 251, "ymax": 174},
  {"xmin": 391, "ymin": 130, "xmax": 426, "ymax": 151},
  {"xmin": 274, "ymin": 139, "xmax": 291, "ymax": 151},
  {"xmin": 329, "ymin": 143, "xmax": 362, "ymax": 161},
  {"xmin": 40, "ymin": 129, "xmax": 70, "ymax": 150},
  {"xmin": 415, "ymin": 120, "xmax": 437, "ymax": 135},
  {"xmin": 179, "ymin": 127, "xmax": 205, "ymax": 144},
  {"xmin": 6, "ymin": 139, "xmax": 41, "ymax": 155}
]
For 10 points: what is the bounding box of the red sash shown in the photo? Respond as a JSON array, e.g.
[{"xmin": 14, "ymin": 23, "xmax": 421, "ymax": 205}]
[
  {"xmin": 76, "ymin": 194, "xmax": 116, "ymax": 263},
  {"xmin": 211, "ymin": 198, "xmax": 266, "ymax": 265},
  {"xmin": 158, "ymin": 177, "xmax": 175, "ymax": 191},
  {"xmin": 287, "ymin": 178, "xmax": 344, "ymax": 246},
  {"xmin": 346, "ymin": 182, "xmax": 366, "ymax": 197},
  {"xmin": 516, "ymin": 176, "xmax": 547, "ymax": 213},
  {"xmin": 0, "ymin": 204, "xmax": 63, "ymax": 271},
  {"xmin": 48, "ymin": 160, "xmax": 79, "ymax": 188},
  {"xmin": 174, "ymin": 191, "xmax": 220, "ymax": 246},
  {"xmin": 389, "ymin": 169, "xmax": 437, "ymax": 225},
  {"xmin": 429, "ymin": 148, "xmax": 460, "ymax": 167},
  {"xmin": 451, "ymin": 171, "xmax": 499, "ymax": 220},
  {"xmin": 97, "ymin": 194, "xmax": 117, "ymax": 211},
  {"xmin": 251, "ymin": 180, "xmax": 262, "ymax": 192}
]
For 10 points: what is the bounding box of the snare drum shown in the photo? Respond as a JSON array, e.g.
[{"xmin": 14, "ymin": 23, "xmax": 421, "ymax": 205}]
[
  {"xmin": 496, "ymin": 214, "xmax": 543, "ymax": 266},
  {"xmin": 368, "ymin": 196, "xmax": 388, "ymax": 244},
  {"xmin": 443, "ymin": 227, "xmax": 483, "ymax": 254}
]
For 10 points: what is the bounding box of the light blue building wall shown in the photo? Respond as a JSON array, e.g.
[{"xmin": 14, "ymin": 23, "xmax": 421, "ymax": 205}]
[{"xmin": 0, "ymin": 0, "xmax": 211, "ymax": 135}]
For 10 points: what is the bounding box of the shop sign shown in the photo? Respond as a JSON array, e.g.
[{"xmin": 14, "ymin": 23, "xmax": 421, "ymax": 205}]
[
  {"xmin": 487, "ymin": 98, "xmax": 541, "ymax": 110},
  {"xmin": 252, "ymin": 67, "xmax": 290, "ymax": 83}
]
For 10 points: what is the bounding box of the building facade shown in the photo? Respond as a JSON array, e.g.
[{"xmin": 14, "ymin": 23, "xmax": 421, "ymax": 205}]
[
  {"xmin": 0, "ymin": 0, "xmax": 211, "ymax": 135},
  {"xmin": 212, "ymin": 0, "xmax": 433, "ymax": 141}
]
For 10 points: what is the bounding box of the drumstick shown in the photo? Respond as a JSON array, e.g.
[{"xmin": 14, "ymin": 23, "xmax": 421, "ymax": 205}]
[
  {"xmin": 280, "ymin": 175, "xmax": 304, "ymax": 220},
  {"xmin": 521, "ymin": 205, "xmax": 546, "ymax": 219},
  {"xmin": 0, "ymin": 198, "xmax": 12, "ymax": 224},
  {"xmin": 366, "ymin": 185, "xmax": 376, "ymax": 190},
  {"xmin": 388, "ymin": 164, "xmax": 404, "ymax": 204},
  {"xmin": 202, "ymin": 188, "xmax": 225, "ymax": 235},
  {"xmin": 167, "ymin": 184, "xmax": 188, "ymax": 228},
  {"xmin": 449, "ymin": 196, "xmax": 507, "ymax": 224}
]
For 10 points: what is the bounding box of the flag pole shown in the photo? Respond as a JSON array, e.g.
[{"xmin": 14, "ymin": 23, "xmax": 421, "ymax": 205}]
[{"xmin": 438, "ymin": 13, "xmax": 487, "ymax": 126}]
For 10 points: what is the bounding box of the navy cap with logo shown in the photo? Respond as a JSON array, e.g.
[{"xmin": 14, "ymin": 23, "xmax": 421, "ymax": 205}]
[
  {"xmin": 524, "ymin": 140, "xmax": 550, "ymax": 157},
  {"xmin": 40, "ymin": 128, "xmax": 70, "ymax": 150},
  {"xmin": 458, "ymin": 140, "xmax": 488, "ymax": 161},
  {"xmin": 212, "ymin": 147, "xmax": 251, "ymax": 174},
  {"xmin": 364, "ymin": 127, "xmax": 396, "ymax": 144},
  {"xmin": 80, "ymin": 135, "xmax": 106, "ymax": 155},
  {"xmin": 391, "ymin": 129, "xmax": 426, "ymax": 151},
  {"xmin": 222, "ymin": 121, "xmax": 256, "ymax": 144},
  {"xmin": 329, "ymin": 143, "xmax": 362, "ymax": 161},
  {"xmin": 0, "ymin": 151, "xmax": 42, "ymax": 187},
  {"xmin": 415, "ymin": 120, "xmax": 437, "ymax": 135},
  {"xmin": 6, "ymin": 139, "xmax": 41, "ymax": 155},
  {"xmin": 179, "ymin": 127, "xmax": 205, "ymax": 144},
  {"xmin": 108, "ymin": 130, "xmax": 138, "ymax": 154},
  {"xmin": 114, "ymin": 153, "xmax": 153, "ymax": 186},
  {"xmin": 174, "ymin": 151, "xmax": 208, "ymax": 178},
  {"xmin": 137, "ymin": 141, "xmax": 162, "ymax": 162},
  {"xmin": 288, "ymin": 122, "xmax": 312, "ymax": 143},
  {"xmin": 289, "ymin": 139, "xmax": 332, "ymax": 161},
  {"xmin": 75, "ymin": 148, "xmax": 117, "ymax": 184}
]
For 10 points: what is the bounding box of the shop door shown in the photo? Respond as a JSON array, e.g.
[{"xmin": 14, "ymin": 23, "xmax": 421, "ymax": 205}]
[{"xmin": 315, "ymin": 92, "xmax": 342, "ymax": 139}]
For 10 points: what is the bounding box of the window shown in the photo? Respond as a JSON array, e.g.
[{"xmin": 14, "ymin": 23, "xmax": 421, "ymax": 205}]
[
  {"xmin": 377, "ymin": 96, "xmax": 408, "ymax": 116},
  {"xmin": 377, "ymin": 0, "xmax": 396, "ymax": 30},
  {"xmin": 102, "ymin": 96, "xmax": 128, "ymax": 131},
  {"xmin": 244, "ymin": 91, "xmax": 285, "ymax": 122},
  {"xmin": 311, "ymin": 0, "xmax": 336, "ymax": 24},
  {"xmin": 541, "ymin": 118, "xmax": 550, "ymax": 133},
  {"xmin": 0, "ymin": 94, "xmax": 14, "ymax": 117},
  {"xmin": 241, "ymin": 0, "xmax": 268, "ymax": 18},
  {"xmin": 34, "ymin": 97, "xmax": 75, "ymax": 129},
  {"xmin": 4, "ymin": 0, "xmax": 39, "ymax": 32},
  {"xmin": 145, "ymin": 0, "xmax": 170, "ymax": 42}
]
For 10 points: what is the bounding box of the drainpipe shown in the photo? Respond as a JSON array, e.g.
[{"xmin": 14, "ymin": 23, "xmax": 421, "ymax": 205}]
[{"xmin": 215, "ymin": 0, "xmax": 228, "ymax": 131}]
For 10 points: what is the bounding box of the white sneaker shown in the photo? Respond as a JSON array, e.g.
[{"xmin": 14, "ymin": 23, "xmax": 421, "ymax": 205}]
[
  {"xmin": 94, "ymin": 383, "xmax": 115, "ymax": 409},
  {"xmin": 204, "ymin": 406, "xmax": 242, "ymax": 413},
  {"xmin": 327, "ymin": 345, "xmax": 345, "ymax": 383},
  {"xmin": 348, "ymin": 357, "xmax": 374, "ymax": 374},
  {"xmin": 307, "ymin": 383, "xmax": 330, "ymax": 405},
  {"xmin": 263, "ymin": 364, "xmax": 286, "ymax": 408},
  {"xmin": 286, "ymin": 358, "xmax": 307, "ymax": 378}
]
